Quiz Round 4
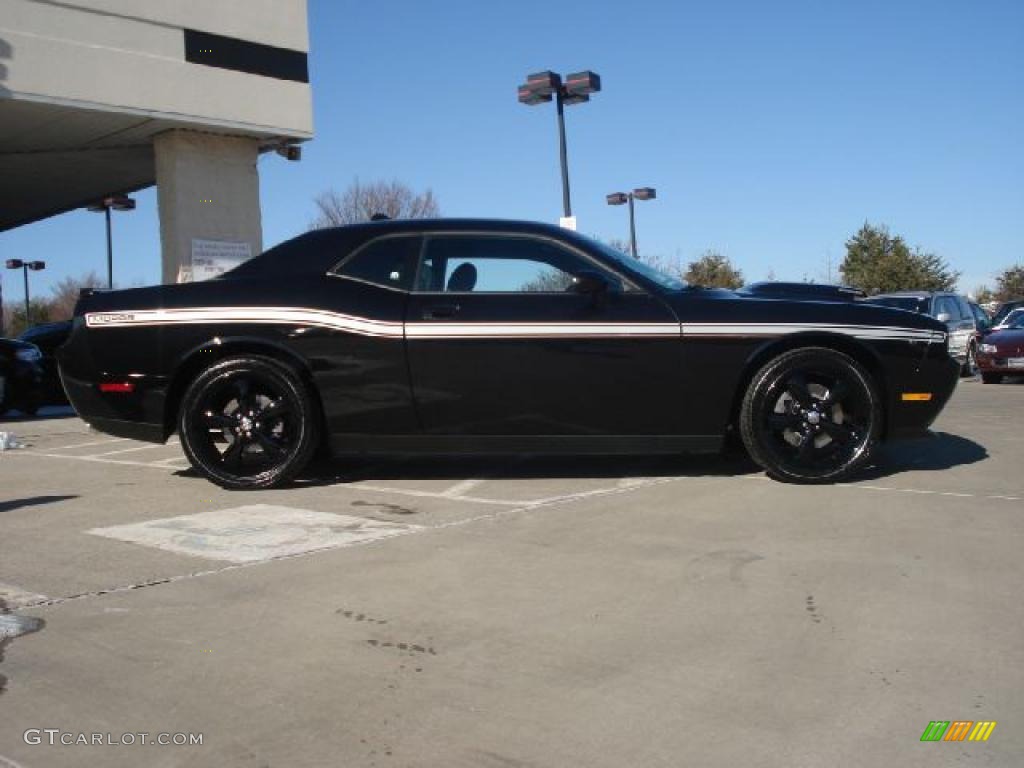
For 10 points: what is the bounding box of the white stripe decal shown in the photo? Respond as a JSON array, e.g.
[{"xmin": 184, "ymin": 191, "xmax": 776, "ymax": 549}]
[
  {"xmin": 682, "ymin": 323, "xmax": 945, "ymax": 342},
  {"xmin": 84, "ymin": 308, "xmax": 944, "ymax": 343}
]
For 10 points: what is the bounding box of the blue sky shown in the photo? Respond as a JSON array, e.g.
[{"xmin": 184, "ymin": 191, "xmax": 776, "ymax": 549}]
[{"xmin": 2, "ymin": 0, "xmax": 1022, "ymax": 302}]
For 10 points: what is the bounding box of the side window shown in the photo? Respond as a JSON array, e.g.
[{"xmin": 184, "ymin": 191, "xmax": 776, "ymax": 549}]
[
  {"xmin": 332, "ymin": 236, "xmax": 421, "ymax": 291},
  {"xmin": 956, "ymin": 297, "xmax": 972, "ymax": 322},
  {"xmin": 935, "ymin": 296, "xmax": 960, "ymax": 321},
  {"xmin": 970, "ymin": 303, "xmax": 991, "ymax": 330},
  {"xmin": 416, "ymin": 236, "xmax": 604, "ymax": 293}
]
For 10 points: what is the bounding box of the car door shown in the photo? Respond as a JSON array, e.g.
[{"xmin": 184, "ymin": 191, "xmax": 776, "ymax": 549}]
[{"xmin": 403, "ymin": 232, "xmax": 684, "ymax": 437}]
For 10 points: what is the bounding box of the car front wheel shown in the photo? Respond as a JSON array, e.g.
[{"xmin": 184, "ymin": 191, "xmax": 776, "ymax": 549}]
[
  {"xmin": 981, "ymin": 372, "xmax": 1003, "ymax": 384},
  {"xmin": 178, "ymin": 355, "xmax": 320, "ymax": 490},
  {"xmin": 739, "ymin": 347, "xmax": 881, "ymax": 483}
]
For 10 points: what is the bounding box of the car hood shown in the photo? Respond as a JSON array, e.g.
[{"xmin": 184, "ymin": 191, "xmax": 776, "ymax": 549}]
[
  {"xmin": 982, "ymin": 328, "xmax": 1024, "ymax": 351},
  {"xmin": 664, "ymin": 289, "xmax": 947, "ymax": 334}
]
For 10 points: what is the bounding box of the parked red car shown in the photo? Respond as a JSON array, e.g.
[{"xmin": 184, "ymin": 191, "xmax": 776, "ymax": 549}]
[{"xmin": 977, "ymin": 311, "xmax": 1024, "ymax": 383}]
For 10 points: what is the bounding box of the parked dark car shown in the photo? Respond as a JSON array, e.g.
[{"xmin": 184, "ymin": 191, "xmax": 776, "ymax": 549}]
[
  {"xmin": 59, "ymin": 219, "xmax": 959, "ymax": 489},
  {"xmin": 863, "ymin": 291, "xmax": 980, "ymax": 375},
  {"xmin": 0, "ymin": 338, "xmax": 45, "ymax": 416},
  {"xmin": 992, "ymin": 299, "xmax": 1024, "ymax": 327},
  {"xmin": 977, "ymin": 310, "xmax": 1024, "ymax": 383},
  {"xmin": 19, "ymin": 320, "xmax": 72, "ymax": 404}
]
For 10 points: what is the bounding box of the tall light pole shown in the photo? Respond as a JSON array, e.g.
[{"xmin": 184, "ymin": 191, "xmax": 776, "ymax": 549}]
[
  {"xmin": 518, "ymin": 70, "xmax": 602, "ymax": 225},
  {"xmin": 87, "ymin": 194, "xmax": 136, "ymax": 289},
  {"xmin": 5, "ymin": 259, "xmax": 46, "ymax": 326},
  {"xmin": 606, "ymin": 188, "xmax": 657, "ymax": 258}
]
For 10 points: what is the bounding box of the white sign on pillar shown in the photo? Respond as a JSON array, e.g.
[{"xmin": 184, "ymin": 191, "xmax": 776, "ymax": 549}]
[{"xmin": 187, "ymin": 239, "xmax": 253, "ymax": 282}]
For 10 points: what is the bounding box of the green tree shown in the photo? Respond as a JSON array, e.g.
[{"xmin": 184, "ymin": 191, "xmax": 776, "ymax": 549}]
[
  {"xmin": 2, "ymin": 298, "xmax": 56, "ymax": 337},
  {"xmin": 972, "ymin": 285, "xmax": 995, "ymax": 305},
  {"xmin": 839, "ymin": 223, "xmax": 959, "ymax": 294},
  {"xmin": 994, "ymin": 264, "xmax": 1024, "ymax": 302},
  {"xmin": 683, "ymin": 251, "xmax": 744, "ymax": 289}
]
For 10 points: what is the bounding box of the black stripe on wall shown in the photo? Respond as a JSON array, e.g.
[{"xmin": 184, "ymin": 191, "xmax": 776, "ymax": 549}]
[{"xmin": 184, "ymin": 29, "xmax": 309, "ymax": 83}]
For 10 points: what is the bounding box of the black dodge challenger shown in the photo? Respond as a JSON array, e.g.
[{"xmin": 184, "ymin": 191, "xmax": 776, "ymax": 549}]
[{"xmin": 58, "ymin": 219, "xmax": 959, "ymax": 490}]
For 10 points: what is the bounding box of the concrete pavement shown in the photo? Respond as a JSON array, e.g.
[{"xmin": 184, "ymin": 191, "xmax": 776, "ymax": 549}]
[{"xmin": 0, "ymin": 378, "xmax": 1021, "ymax": 767}]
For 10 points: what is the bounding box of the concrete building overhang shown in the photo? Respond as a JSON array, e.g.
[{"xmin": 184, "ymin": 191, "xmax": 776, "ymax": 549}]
[
  {"xmin": 0, "ymin": 96, "xmax": 303, "ymax": 232},
  {"xmin": 0, "ymin": 0, "xmax": 313, "ymax": 233}
]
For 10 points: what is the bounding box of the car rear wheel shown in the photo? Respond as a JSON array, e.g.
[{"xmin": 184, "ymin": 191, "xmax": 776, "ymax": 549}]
[
  {"xmin": 739, "ymin": 347, "xmax": 881, "ymax": 483},
  {"xmin": 981, "ymin": 372, "xmax": 1003, "ymax": 384},
  {"xmin": 178, "ymin": 355, "xmax": 320, "ymax": 490}
]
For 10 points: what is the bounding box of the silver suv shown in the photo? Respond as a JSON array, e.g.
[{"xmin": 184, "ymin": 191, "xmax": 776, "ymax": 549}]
[{"xmin": 863, "ymin": 291, "xmax": 983, "ymax": 375}]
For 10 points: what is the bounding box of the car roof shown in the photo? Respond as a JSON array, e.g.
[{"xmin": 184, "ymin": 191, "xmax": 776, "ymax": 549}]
[
  {"xmin": 0, "ymin": 337, "xmax": 39, "ymax": 350},
  {"xmin": 869, "ymin": 291, "xmax": 945, "ymax": 298},
  {"xmin": 230, "ymin": 219, "xmax": 604, "ymax": 279},
  {"xmin": 318, "ymin": 218, "xmax": 572, "ymax": 236},
  {"xmin": 19, "ymin": 320, "xmax": 72, "ymax": 338}
]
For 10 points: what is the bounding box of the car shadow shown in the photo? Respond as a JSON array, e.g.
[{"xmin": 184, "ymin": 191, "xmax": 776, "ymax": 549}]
[
  {"xmin": 172, "ymin": 434, "xmax": 985, "ymax": 489},
  {"xmin": 859, "ymin": 432, "xmax": 988, "ymax": 480},
  {"xmin": 290, "ymin": 451, "xmax": 762, "ymax": 488},
  {"xmin": 0, "ymin": 495, "xmax": 78, "ymax": 514}
]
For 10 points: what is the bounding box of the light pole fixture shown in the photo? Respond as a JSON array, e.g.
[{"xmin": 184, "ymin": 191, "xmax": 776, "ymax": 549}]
[
  {"xmin": 518, "ymin": 70, "xmax": 602, "ymax": 222},
  {"xmin": 87, "ymin": 194, "xmax": 136, "ymax": 289},
  {"xmin": 606, "ymin": 187, "xmax": 657, "ymax": 258},
  {"xmin": 5, "ymin": 259, "xmax": 46, "ymax": 326}
]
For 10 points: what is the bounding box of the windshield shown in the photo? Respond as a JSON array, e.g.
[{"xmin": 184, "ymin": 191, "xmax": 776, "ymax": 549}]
[
  {"xmin": 994, "ymin": 302, "xmax": 1024, "ymax": 325},
  {"xmin": 584, "ymin": 237, "xmax": 687, "ymax": 291},
  {"xmin": 998, "ymin": 309, "xmax": 1024, "ymax": 329}
]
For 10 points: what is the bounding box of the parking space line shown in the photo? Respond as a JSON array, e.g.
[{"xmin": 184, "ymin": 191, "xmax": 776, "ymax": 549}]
[
  {"xmin": 440, "ymin": 478, "xmax": 487, "ymax": 497},
  {"xmin": 343, "ymin": 482, "xmax": 523, "ymax": 506},
  {"xmin": 152, "ymin": 455, "xmax": 190, "ymax": 465},
  {"xmin": 739, "ymin": 474, "xmax": 1021, "ymax": 503},
  {"xmin": 40, "ymin": 437, "xmax": 131, "ymax": 451},
  {"xmin": 90, "ymin": 440, "xmax": 179, "ymax": 457},
  {"xmin": 8, "ymin": 451, "xmax": 178, "ymax": 470}
]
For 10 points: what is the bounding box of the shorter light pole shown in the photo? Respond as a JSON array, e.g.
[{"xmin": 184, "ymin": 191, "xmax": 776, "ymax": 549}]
[
  {"xmin": 606, "ymin": 188, "xmax": 657, "ymax": 258},
  {"xmin": 5, "ymin": 259, "xmax": 46, "ymax": 326},
  {"xmin": 86, "ymin": 194, "xmax": 136, "ymax": 289}
]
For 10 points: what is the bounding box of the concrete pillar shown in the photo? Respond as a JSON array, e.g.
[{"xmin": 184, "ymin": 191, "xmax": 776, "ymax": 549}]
[{"xmin": 154, "ymin": 130, "xmax": 263, "ymax": 284}]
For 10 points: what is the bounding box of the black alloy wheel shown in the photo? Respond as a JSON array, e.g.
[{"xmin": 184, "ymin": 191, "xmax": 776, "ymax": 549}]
[
  {"xmin": 178, "ymin": 356, "xmax": 319, "ymax": 490},
  {"xmin": 740, "ymin": 347, "xmax": 881, "ymax": 483}
]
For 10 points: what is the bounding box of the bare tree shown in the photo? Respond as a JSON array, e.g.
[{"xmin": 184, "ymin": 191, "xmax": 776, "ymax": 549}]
[
  {"xmin": 310, "ymin": 179, "xmax": 440, "ymax": 229},
  {"xmin": 48, "ymin": 271, "xmax": 105, "ymax": 321}
]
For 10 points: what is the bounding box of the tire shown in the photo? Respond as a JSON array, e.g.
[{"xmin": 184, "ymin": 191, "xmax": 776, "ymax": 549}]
[
  {"xmin": 178, "ymin": 355, "xmax": 320, "ymax": 490},
  {"xmin": 739, "ymin": 347, "xmax": 882, "ymax": 483},
  {"xmin": 0, "ymin": 373, "xmax": 8, "ymax": 416},
  {"xmin": 981, "ymin": 372, "xmax": 1003, "ymax": 384},
  {"xmin": 961, "ymin": 343, "xmax": 978, "ymax": 377}
]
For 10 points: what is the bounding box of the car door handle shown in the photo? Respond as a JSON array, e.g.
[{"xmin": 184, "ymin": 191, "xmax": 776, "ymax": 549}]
[{"xmin": 422, "ymin": 304, "xmax": 460, "ymax": 320}]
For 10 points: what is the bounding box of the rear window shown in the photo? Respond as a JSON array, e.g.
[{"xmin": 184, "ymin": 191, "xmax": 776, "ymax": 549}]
[{"xmin": 332, "ymin": 236, "xmax": 421, "ymax": 291}]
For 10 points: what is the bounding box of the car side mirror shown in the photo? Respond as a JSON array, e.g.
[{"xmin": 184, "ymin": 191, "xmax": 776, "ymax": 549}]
[
  {"xmin": 572, "ymin": 270, "xmax": 621, "ymax": 298},
  {"xmin": 936, "ymin": 312, "xmax": 951, "ymax": 324}
]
